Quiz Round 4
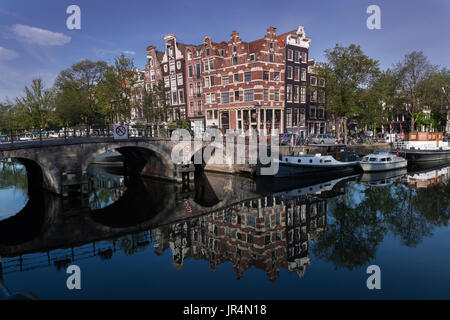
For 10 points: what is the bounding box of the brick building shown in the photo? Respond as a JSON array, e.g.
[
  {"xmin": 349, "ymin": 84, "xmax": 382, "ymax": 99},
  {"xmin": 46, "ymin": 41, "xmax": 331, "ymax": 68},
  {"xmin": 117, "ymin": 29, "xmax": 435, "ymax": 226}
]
[{"xmin": 143, "ymin": 26, "xmax": 326, "ymax": 135}]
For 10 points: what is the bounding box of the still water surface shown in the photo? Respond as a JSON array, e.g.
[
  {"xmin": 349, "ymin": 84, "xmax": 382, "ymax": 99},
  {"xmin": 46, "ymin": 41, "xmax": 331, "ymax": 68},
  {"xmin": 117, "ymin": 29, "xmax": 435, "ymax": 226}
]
[{"xmin": 0, "ymin": 161, "xmax": 449, "ymax": 299}]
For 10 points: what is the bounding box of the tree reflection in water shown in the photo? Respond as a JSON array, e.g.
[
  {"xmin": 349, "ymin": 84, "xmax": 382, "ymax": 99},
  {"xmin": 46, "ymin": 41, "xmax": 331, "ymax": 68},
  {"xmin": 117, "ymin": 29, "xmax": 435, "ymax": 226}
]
[{"xmin": 313, "ymin": 175, "xmax": 450, "ymax": 270}]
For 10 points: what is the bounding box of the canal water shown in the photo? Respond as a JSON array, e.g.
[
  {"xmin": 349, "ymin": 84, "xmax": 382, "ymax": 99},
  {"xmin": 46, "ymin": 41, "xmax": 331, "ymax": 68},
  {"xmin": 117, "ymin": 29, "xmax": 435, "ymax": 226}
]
[{"xmin": 0, "ymin": 160, "xmax": 449, "ymax": 299}]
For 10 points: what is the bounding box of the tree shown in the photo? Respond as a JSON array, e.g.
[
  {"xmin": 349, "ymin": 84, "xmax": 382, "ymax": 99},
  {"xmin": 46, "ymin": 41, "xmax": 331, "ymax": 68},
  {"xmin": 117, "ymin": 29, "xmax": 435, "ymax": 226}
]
[
  {"xmin": 54, "ymin": 60, "xmax": 109, "ymax": 126},
  {"xmin": 101, "ymin": 53, "xmax": 137, "ymax": 123},
  {"xmin": 15, "ymin": 78, "xmax": 55, "ymax": 129},
  {"xmin": 392, "ymin": 51, "xmax": 438, "ymax": 132},
  {"xmin": 358, "ymin": 70, "xmax": 395, "ymax": 133},
  {"xmin": 317, "ymin": 44, "xmax": 380, "ymax": 143}
]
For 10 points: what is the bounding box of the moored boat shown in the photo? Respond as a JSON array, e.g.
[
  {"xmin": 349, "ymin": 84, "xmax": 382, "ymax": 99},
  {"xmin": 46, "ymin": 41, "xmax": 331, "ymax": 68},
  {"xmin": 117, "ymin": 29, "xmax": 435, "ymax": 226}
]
[
  {"xmin": 358, "ymin": 152, "xmax": 407, "ymax": 172},
  {"xmin": 396, "ymin": 132, "xmax": 450, "ymax": 163},
  {"xmin": 272, "ymin": 144, "xmax": 360, "ymax": 177}
]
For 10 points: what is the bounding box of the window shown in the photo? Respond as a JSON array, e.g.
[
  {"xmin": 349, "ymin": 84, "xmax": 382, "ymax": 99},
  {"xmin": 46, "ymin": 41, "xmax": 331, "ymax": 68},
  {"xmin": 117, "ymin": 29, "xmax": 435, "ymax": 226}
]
[
  {"xmin": 220, "ymin": 49, "xmax": 225, "ymax": 56},
  {"xmin": 188, "ymin": 65, "xmax": 193, "ymax": 78},
  {"xmin": 170, "ymin": 76, "xmax": 177, "ymax": 89},
  {"xmin": 319, "ymin": 78, "xmax": 325, "ymax": 87},
  {"xmin": 210, "ymin": 76, "xmax": 215, "ymax": 86},
  {"xmin": 232, "ymin": 57, "xmax": 238, "ymax": 65},
  {"xmin": 188, "ymin": 51, "xmax": 192, "ymax": 60},
  {"xmin": 196, "ymin": 64, "xmax": 201, "ymax": 78},
  {"xmin": 287, "ymin": 49, "xmax": 293, "ymax": 60},
  {"xmin": 264, "ymin": 89, "xmax": 269, "ymax": 101},
  {"xmin": 177, "ymin": 74, "xmax": 183, "ymax": 86},
  {"xmin": 265, "ymin": 215, "xmax": 270, "ymax": 228},
  {"xmin": 206, "ymin": 48, "xmax": 210, "ymax": 56},
  {"xmin": 209, "ymin": 60, "xmax": 213, "ymax": 70},
  {"xmin": 247, "ymin": 215, "xmax": 256, "ymax": 227},
  {"xmin": 234, "ymin": 90, "xmax": 240, "ymax": 101},
  {"xmin": 294, "ymin": 51, "xmax": 299, "ymax": 63},
  {"xmin": 270, "ymin": 42, "xmax": 273, "ymax": 49},
  {"xmin": 301, "ymin": 52, "xmax": 307, "ymax": 63},
  {"xmin": 189, "ymin": 84, "xmax": 193, "ymax": 96},
  {"xmin": 269, "ymin": 53, "xmax": 274, "ymax": 62},
  {"xmin": 300, "ymin": 86, "xmax": 306, "ymax": 103},
  {"xmin": 287, "ymin": 66, "xmax": 293, "ymax": 79},
  {"xmin": 244, "ymin": 89, "xmax": 254, "ymax": 102},
  {"xmin": 222, "ymin": 76, "xmax": 229, "ymax": 85},
  {"xmin": 318, "ymin": 108, "xmax": 325, "ymax": 118},
  {"xmin": 150, "ymin": 70, "xmax": 155, "ymax": 81},
  {"xmin": 233, "ymin": 45, "xmax": 237, "ymax": 52},
  {"xmin": 234, "ymin": 73, "xmax": 239, "ymax": 82},
  {"xmin": 205, "ymin": 77, "xmax": 210, "ymax": 88},
  {"xmin": 301, "ymin": 68, "xmax": 306, "ymax": 81},
  {"xmin": 263, "ymin": 71, "xmax": 269, "ymax": 81},
  {"xmin": 244, "ymin": 71, "xmax": 252, "ymax": 82},
  {"xmin": 286, "ymin": 108, "xmax": 292, "ymax": 127},
  {"xmin": 206, "ymin": 93, "xmax": 211, "ymax": 104},
  {"xmin": 294, "ymin": 67, "xmax": 299, "ymax": 81},
  {"xmin": 169, "ymin": 60, "xmax": 175, "ymax": 72},
  {"xmin": 311, "ymin": 90, "xmax": 317, "ymax": 102},
  {"xmin": 274, "ymin": 89, "xmax": 279, "ymax": 101},
  {"xmin": 211, "ymin": 93, "xmax": 215, "ymax": 102},
  {"xmin": 247, "ymin": 233, "xmax": 253, "ymax": 244},
  {"xmin": 264, "ymin": 233, "xmax": 270, "ymax": 245},
  {"xmin": 172, "ymin": 91, "xmax": 177, "ymax": 104},
  {"xmin": 274, "ymin": 72, "xmax": 280, "ymax": 81},
  {"xmin": 310, "ymin": 76, "xmax": 317, "ymax": 86},
  {"xmin": 222, "ymin": 92, "xmax": 230, "ymax": 104},
  {"xmin": 294, "ymin": 85, "xmax": 299, "ymax": 103},
  {"xmin": 250, "ymin": 53, "xmax": 255, "ymax": 61},
  {"xmin": 178, "ymin": 89, "xmax": 184, "ymax": 104},
  {"xmin": 286, "ymin": 85, "xmax": 292, "ymax": 102},
  {"xmin": 204, "ymin": 61, "xmax": 209, "ymax": 71},
  {"xmin": 310, "ymin": 106, "xmax": 317, "ymax": 118}
]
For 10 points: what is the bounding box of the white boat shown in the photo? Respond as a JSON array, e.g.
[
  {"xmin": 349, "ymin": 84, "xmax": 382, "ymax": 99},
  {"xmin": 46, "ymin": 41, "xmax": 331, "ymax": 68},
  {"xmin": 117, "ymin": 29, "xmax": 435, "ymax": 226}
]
[
  {"xmin": 359, "ymin": 152, "xmax": 407, "ymax": 172},
  {"xmin": 273, "ymin": 144, "xmax": 360, "ymax": 177}
]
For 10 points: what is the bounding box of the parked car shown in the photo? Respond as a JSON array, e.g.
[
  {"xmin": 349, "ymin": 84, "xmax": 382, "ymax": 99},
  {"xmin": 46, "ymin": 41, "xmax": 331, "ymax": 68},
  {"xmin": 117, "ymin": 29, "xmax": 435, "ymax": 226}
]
[
  {"xmin": 279, "ymin": 133, "xmax": 303, "ymax": 146},
  {"xmin": 307, "ymin": 134, "xmax": 338, "ymax": 144}
]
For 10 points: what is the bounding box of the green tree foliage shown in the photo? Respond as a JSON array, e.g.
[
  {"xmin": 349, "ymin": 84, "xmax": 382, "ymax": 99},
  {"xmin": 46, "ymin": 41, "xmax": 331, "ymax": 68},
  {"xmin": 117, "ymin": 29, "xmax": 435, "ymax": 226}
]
[
  {"xmin": 392, "ymin": 51, "xmax": 438, "ymax": 132},
  {"xmin": 101, "ymin": 53, "xmax": 137, "ymax": 123},
  {"xmin": 54, "ymin": 60, "xmax": 109, "ymax": 126},
  {"xmin": 14, "ymin": 78, "xmax": 55, "ymax": 129},
  {"xmin": 317, "ymin": 44, "xmax": 380, "ymax": 142}
]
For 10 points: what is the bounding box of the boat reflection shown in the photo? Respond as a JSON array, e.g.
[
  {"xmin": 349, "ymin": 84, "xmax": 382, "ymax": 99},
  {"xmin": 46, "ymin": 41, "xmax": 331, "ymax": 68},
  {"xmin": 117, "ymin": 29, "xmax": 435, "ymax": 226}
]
[{"xmin": 0, "ymin": 164, "xmax": 448, "ymax": 289}]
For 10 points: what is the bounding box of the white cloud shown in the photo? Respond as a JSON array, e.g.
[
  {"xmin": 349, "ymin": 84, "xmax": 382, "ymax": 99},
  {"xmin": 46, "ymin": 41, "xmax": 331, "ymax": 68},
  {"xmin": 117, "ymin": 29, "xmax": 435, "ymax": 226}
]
[
  {"xmin": 0, "ymin": 47, "xmax": 18, "ymax": 61},
  {"xmin": 10, "ymin": 24, "xmax": 71, "ymax": 46},
  {"xmin": 94, "ymin": 48, "xmax": 136, "ymax": 58}
]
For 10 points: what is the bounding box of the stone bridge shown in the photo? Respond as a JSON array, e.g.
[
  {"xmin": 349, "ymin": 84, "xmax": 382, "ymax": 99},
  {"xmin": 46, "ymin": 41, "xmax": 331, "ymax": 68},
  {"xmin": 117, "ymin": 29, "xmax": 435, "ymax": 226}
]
[
  {"xmin": 0, "ymin": 136, "xmax": 246, "ymax": 196},
  {"xmin": 0, "ymin": 172, "xmax": 263, "ymax": 259}
]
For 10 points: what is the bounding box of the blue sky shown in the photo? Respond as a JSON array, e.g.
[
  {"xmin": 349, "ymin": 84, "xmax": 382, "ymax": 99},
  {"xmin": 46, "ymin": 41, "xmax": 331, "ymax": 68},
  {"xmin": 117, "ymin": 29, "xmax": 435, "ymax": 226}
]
[{"xmin": 0, "ymin": 0, "xmax": 449, "ymax": 101}]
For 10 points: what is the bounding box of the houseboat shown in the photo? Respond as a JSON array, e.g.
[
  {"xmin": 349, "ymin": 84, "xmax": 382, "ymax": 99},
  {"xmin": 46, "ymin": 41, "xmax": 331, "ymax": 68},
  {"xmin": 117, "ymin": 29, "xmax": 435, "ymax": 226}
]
[
  {"xmin": 272, "ymin": 144, "xmax": 360, "ymax": 178},
  {"xmin": 359, "ymin": 152, "xmax": 408, "ymax": 172},
  {"xmin": 396, "ymin": 132, "xmax": 450, "ymax": 163}
]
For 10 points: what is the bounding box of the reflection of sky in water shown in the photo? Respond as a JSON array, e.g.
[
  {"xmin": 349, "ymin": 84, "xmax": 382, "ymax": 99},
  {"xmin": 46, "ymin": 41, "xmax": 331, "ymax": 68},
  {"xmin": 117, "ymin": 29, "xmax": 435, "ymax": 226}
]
[{"xmin": 0, "ymin": 187, "xmax": 28, "ymax": 221}]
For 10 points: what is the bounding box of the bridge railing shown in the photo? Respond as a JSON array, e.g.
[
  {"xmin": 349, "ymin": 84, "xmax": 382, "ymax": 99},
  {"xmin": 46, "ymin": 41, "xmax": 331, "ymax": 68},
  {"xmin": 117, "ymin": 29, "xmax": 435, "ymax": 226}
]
[{"xmin": 0, "ymin": 125, "xmax": 172, "ymax": 145}]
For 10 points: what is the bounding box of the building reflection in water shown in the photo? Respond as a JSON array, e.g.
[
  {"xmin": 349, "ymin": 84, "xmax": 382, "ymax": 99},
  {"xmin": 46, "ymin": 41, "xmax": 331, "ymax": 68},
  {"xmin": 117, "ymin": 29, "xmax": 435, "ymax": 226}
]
[
  {"xmin": 152, "ymin": 183, "xmax": 340, "ymax": 282},
  {"xmin": 0, "ymin": 163, "xmax": 449, "ymax": 291}
]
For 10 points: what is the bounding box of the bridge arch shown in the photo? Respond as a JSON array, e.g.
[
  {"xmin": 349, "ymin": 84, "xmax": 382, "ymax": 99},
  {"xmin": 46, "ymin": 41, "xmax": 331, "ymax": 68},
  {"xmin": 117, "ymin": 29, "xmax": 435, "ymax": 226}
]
[{"xmin": 81, "ymin": 141, "xmax": 177, "ymax": 181}]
